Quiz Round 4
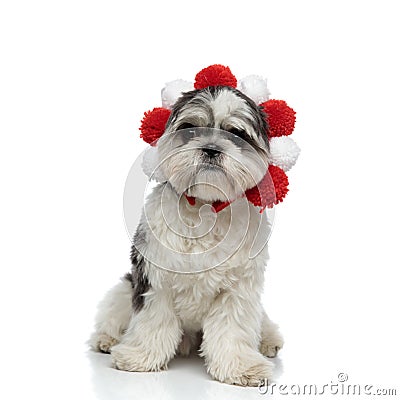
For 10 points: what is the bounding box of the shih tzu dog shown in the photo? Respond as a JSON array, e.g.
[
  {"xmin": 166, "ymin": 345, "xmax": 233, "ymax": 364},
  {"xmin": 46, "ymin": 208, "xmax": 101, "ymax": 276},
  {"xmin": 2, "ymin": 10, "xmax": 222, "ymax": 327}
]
[{"xmin": 89, "ymin": 79, "xmax": 288, "ymax": 386}]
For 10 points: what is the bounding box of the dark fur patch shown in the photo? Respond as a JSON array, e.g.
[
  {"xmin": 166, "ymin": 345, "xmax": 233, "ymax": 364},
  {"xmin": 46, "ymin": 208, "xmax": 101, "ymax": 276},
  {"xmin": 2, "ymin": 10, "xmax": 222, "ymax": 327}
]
[
  {"xmin": 129, "ymin": 225, "xmax": 151, "ymax": 312},
  {"xmin": 170, "ymin": 89, "xmax": 215, "ymax": 127}
]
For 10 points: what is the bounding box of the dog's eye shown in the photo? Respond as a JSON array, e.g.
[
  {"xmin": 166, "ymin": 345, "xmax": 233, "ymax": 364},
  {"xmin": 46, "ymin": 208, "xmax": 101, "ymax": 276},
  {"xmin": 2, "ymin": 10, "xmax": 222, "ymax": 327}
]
[
  {"xmin": 177, "ymin": 123, "xmax": 195, "ymax": 131},
  {"xmin": 227, "ymin": 128, "xmax": 259, "ymax": 149},
  {"xmin": 228, "ymin": 128, "xmax": 247, "ymax": 140},
  {"xmin": 227, "ymin": 128, "xmax": 250, "ymax": 144}
]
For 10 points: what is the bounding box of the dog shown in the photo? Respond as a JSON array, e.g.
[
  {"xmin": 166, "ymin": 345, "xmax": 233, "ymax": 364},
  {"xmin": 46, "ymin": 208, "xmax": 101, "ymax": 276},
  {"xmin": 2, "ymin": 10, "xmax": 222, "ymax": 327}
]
[{"xmin": 89, "ymin": 85, "xmax": 284, "ymax": 386}]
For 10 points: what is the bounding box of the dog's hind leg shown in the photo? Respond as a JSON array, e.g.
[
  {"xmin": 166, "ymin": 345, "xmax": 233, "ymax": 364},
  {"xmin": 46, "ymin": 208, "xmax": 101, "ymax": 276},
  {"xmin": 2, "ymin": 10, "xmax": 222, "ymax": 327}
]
[
  {"xmin": 89, "ymin": 274, "xmax": 133, "ymax": 353},
  {"xmin": 259, "ymin": 310, "xmax": 284, "ymax": 358}
]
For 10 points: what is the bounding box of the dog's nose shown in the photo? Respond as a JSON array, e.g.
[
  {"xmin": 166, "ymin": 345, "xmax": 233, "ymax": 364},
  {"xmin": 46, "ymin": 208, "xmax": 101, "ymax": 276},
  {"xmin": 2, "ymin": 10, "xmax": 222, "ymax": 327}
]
[{"xmin": 202, "ymin": 144, "xmax": 221, "ymax": 158}]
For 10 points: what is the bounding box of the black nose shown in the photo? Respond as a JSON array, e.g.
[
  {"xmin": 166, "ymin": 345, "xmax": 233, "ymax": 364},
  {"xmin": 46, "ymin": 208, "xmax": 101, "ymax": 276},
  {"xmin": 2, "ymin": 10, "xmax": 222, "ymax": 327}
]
[{"xmin": 202, "ymin": 145, "xmax": 221, "ymax": 158}]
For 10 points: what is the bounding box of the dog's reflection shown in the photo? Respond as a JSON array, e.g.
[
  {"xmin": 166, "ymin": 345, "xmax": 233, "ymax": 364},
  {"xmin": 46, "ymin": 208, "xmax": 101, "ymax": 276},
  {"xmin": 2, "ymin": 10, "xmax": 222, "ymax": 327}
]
[{"xmin": 88, "ymin": 350, "xmax": 282, "ymax": 400}]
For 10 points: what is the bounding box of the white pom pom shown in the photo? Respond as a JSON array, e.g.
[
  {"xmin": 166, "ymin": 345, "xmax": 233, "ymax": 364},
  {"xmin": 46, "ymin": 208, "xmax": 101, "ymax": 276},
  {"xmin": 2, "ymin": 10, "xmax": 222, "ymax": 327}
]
[
  {"xmin": 238, "ymin": 75, "xmax": 270, "ymax": 104},
  {"xmin": 161, "ymin": 79, "xmax": 194, "ymax": 109},
  {"xmin": 269, "ymin": 136, "xmax": 301, "ymax": 172},
  {"xmin": 141, "ymin": 146, "xmax": 167, "ymax": 182}
]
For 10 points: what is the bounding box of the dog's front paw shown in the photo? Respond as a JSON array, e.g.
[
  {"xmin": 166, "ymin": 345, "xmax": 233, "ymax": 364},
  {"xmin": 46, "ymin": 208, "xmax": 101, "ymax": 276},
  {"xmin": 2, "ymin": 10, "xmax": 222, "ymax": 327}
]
[
  {"xmin": 111, "ymin": 343, "xmax": 166, "ymax": 372},
  {"xmin": 209, "ymin": 355, "xmax": 274, "ymax": 387},
  {"xmin": 89, "ymin": 332, "xmax": 119, "ymax": 353},
  {"xmin": 260, "ymin": 329, "xmax": 284, "ymax": 358}
]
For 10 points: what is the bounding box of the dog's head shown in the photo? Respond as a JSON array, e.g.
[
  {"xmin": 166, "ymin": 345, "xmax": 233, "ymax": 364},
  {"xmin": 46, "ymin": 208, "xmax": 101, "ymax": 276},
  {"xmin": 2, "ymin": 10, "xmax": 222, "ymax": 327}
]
[{"xmin": 157, "ymin": 86, "xmax": 270, "ymax": 203}]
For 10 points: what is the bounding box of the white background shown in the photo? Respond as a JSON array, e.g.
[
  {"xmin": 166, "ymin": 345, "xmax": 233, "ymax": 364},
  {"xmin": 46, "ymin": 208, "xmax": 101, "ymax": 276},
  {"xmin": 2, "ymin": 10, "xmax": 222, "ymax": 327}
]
[{"xmin": 1, "ymin": 1, "xmax": 399, "ymax": 399}]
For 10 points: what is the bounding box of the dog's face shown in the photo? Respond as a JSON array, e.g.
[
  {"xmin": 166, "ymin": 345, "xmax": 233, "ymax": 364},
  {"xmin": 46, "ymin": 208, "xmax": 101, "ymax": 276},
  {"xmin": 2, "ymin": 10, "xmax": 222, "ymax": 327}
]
[{"xmin": 157, "ymin": 86, "xmax": 270, "ymax": 202}]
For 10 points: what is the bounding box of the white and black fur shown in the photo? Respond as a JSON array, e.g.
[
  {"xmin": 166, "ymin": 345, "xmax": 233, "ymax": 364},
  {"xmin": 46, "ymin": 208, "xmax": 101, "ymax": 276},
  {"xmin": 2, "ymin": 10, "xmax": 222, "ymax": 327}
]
[{"xmin": 89, "ymin": 86, "xmax": 284, "ymax": 386}]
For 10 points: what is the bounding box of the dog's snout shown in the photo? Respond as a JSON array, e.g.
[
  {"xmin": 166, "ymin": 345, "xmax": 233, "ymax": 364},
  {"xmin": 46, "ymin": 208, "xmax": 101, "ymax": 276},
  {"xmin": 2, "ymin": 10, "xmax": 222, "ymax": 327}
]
[{"xmin": 202, "ymin": 144, "xmax": 221, "ymax": 158}]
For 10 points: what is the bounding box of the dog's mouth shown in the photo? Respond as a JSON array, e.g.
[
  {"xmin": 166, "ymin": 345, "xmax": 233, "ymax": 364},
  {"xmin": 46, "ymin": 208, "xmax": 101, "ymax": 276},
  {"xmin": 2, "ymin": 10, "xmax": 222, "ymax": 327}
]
[
  {"xmin": 189, "ymin": 166, "xmax": 236, "ymax": 203},
  {"xmin": 197, "ymin": 162, "xmax": 223, "ymax": 171},
  {"xmin": 196, "ymin": 160, "xmax": 228, "ymax": 180}
]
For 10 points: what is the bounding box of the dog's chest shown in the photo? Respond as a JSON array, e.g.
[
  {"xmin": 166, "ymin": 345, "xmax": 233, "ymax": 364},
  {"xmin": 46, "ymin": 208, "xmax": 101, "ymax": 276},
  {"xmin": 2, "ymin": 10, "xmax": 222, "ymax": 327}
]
[
  {"xmin": 169, "ymin": 269, "xmax": 232, "ymax": 331},
  {"xmin": 144, "ymin": 190, "xmax": 266, "ymax": 273},
  {"xmin": 142, "ymin": 186, "xmax": 270, "ymax": 328}
]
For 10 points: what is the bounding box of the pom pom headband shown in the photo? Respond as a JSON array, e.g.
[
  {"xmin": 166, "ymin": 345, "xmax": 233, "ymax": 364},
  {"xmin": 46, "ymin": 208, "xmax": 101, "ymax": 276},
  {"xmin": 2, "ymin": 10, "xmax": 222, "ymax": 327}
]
[{"xmin": 139, "ymin": 64, "xmax": 300, "ymax": 212}]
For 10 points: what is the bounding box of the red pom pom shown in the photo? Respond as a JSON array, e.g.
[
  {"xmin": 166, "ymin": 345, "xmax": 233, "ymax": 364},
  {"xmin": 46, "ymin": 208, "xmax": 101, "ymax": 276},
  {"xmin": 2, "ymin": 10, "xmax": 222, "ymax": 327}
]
[
  {"xmin": 245, "ymin": 165, "xmax": 289, "ymax": 211},
  {"xmin": 194, "ymin": 64, "xmax": 237, "ymax": 90},
  {"xmin": 139, "ymin": 107, "xmax": 171, "ymax": 145},
  {"xmin": 261, "ymin": 100, "xmax": 296, "ymax": 137}
]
